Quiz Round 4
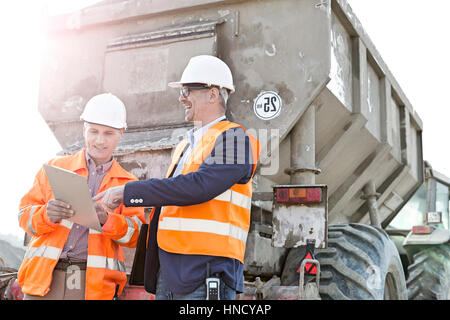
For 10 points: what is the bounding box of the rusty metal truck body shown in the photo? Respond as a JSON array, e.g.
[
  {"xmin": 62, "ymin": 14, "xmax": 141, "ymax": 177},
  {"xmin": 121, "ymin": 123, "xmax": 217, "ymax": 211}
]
[{"xmin": 35, "ymin": 0, "xmax": 428, "ymax": 299}]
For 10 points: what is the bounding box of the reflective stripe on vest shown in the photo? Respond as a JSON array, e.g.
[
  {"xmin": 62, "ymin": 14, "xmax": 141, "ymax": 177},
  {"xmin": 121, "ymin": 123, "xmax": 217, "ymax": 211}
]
[
  {"xmin": 214, "ymin": 189, "xmax": 252, "ymax": 210},
  {"xmin": 23, "ymin": 219, "xmax": 73, "ymax": 261},
  {"xmin": 27, "ymin": 206, "xmax": 39, "ymax": 236},
  {"xmin": 87, "ymin": 229, "xmax": 127, "ymax": 272},
  {"xmin": 87, "ymin": 255, "xmax": 126, "ymax": 273},
  {"xmin": 89, "ymin": 217, "xmax": 137, "ymax": 244},
  {"xmin": 159, "ymin": 217, "xmax": 248, "ymax": 243},
  {"xmin": 18, "ymin": 208, "xmax": 25, "ymax": 221},
  {"xmin": 25, "ymin": 245, "xmax": 62, "ymax": 261},
  {"xmin": 114, "ymin": 216, "xmax": 136, "ymax": 244}
]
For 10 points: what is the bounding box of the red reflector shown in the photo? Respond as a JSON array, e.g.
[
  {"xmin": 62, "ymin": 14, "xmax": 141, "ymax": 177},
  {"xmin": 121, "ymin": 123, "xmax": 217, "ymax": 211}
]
[
  {"xmin": 412, "ymin": 226, "xmax": 431, "ymax": 234},
  {"xmin": 296, "ymin": 253, "xmax": 317, "ymax": 275},
  {"xmin": 276, "ymin": 187, "xmax": 322, "ymax": 203}
]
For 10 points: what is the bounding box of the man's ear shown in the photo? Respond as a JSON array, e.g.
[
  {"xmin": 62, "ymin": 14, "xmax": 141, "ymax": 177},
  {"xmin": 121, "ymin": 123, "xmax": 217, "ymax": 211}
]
[{"xmin": 209, "ymin": 87, "xmax": 220, "ymax": 103}]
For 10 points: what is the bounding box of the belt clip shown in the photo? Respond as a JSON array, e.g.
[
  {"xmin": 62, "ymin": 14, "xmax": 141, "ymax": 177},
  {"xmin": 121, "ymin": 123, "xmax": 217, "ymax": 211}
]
[{"xmin": 206, "ymin": 263, "xmax": 220, "ymax": 300}]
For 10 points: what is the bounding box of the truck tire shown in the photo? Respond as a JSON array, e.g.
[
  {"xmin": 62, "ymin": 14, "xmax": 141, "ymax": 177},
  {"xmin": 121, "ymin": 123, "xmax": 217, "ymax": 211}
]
[
  {"xmin": 406, "ymin": 244, "xmax": 450, "ymax": 300},
  {"xmin": 281, "ymin": 223, "xmax": 407, "ymax": 300}
]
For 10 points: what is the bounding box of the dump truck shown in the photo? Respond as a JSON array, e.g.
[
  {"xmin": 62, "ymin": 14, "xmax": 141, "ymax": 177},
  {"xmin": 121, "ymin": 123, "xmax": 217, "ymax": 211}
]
[{"xmin": 29, "ymin": 0, "xmax": 448, "ymax": 300}]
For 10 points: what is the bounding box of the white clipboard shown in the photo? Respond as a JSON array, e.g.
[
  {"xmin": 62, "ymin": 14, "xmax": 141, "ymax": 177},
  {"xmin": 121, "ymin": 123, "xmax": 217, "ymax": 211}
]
[{"xmin": 43, "ymin": 164, "xmax": 102, "ymax": 232}]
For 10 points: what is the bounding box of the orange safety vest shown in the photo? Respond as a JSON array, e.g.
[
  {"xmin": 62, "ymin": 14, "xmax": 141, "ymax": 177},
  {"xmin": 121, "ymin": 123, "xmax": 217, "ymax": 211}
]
[
  {"xmin": 156, "ymin": 120, "xmax": 260, "ymax": 263},
  {"xmin": 17, "ymin": 149, "xmax": 146, "ymax": 300}
]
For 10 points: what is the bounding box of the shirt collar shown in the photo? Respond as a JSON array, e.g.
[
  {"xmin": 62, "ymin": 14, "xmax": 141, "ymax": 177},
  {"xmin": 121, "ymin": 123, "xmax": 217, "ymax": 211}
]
[
  {"xmin": 186, "ymin": 115, "xmax": 226, "ymax": 147},
  {"xmin": 85, "ymin": 149, "xmax": 114, "ymax": 174}
]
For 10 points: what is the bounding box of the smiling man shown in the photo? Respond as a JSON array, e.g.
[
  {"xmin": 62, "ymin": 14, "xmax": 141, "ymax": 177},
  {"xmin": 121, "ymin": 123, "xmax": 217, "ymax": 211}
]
[
  {"xmin": 17, "ymin": 93, "xmax": 145, "ymax": 300},
  {"xmin": 95, "ymin": 56, "xmax": 260, "ymax": 300}
]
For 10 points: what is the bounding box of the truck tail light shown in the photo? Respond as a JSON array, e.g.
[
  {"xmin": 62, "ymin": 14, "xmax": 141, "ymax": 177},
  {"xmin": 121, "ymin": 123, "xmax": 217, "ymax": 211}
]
[
  {"xmin": 276, "ymin": 187, "xmax": 322, "ymax": 204},
  {"xmin": 412, "ymin": 226, "xmax": 431, "ymax": 234}
]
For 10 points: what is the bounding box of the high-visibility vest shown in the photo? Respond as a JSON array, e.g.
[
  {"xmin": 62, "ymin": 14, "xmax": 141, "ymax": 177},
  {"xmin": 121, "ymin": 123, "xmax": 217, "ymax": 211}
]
[
  {"xmin": 17, "ymin": 149, "xmax": 146, "ymax": 300},
  {"xmin": 156, "ymin": 120, "xmax": 260, "ymax": 263}
]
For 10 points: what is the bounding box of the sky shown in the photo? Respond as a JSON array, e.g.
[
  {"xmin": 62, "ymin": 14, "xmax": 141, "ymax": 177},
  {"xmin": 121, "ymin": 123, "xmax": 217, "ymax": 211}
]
[
  {"xmin": 0, "ymin": 0, "xmax": 449, "ymax": 242},
  {"xmin": 347, "ymin": 0, "xmax": 450, "ymax": 176},
  {"xmin": 0, "ymin": 1, "xmax": 101, "ymax": 242}
]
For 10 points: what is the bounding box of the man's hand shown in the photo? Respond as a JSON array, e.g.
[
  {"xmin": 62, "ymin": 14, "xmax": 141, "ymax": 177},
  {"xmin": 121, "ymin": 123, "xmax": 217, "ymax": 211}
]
[
  {"xmin": 94, "ymin": 202, "xmax": 109, "ymax": 226},
  {"xmin": 92, "ymin": 185, "xmax": 125, "ymax": 211},
  {"xmin": 46, "ymin": 199, "xmax": 74, "ymax": 223}
]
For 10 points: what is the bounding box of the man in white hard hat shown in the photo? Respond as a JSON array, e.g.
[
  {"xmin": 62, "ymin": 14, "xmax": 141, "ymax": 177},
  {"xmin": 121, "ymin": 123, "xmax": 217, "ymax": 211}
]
[
  {"xmin": 95, "ymin": 56, "xmax": 260, "ymax": 300},
  {"xmin": 17, "ymin": 93, "xmax": 145, "ymax": 300}
]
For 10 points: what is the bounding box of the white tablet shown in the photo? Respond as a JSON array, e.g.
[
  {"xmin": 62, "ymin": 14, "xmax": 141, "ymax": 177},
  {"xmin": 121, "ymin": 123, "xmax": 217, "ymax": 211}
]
[{"xmin": 43, "ymin": 164, "xmax": 102, "ymax": 232}]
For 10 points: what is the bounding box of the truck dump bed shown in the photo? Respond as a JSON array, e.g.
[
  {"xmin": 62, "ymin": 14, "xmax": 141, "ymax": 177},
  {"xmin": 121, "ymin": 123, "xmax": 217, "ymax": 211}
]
[{"xmin": 39, "ymin": 0, "xmax": 423, "ymax": 271}]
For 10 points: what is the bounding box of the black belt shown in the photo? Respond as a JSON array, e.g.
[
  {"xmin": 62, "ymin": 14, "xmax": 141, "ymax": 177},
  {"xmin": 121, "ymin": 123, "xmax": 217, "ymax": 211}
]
[{"xmin": 55, "ymin": 259, "xmax": 87, "ymax": 271}]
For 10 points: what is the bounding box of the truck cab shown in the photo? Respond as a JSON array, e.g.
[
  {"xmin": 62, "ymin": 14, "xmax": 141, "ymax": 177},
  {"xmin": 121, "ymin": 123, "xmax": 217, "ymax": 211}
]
[{"xmin": 387, "ymin": 162, "xmax": 450, "ymax": 299}]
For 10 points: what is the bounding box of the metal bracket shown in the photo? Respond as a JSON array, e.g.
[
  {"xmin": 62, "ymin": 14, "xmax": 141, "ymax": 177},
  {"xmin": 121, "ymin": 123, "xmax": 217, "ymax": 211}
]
[
  {"xmin": 285, "ymin": 167, "xmax": 322, "ymax": 176},
  {"xmin": 298, "ymin": 259, "xmax": 321, "ymax": 300},
  {"xmin": 107, "ymin": 19, "xmax": 225, "ymax": 52}
]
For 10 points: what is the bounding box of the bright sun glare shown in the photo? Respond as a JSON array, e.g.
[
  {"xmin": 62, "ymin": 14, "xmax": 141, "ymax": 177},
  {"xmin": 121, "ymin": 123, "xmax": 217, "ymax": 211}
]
[{"xmin": 0, "ymin": 0, "xmax": 102, "ymax": 239}]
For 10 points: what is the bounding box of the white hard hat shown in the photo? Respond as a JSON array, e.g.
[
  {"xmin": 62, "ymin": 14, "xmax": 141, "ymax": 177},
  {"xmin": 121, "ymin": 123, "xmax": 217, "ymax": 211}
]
[
  {"xmin": 168, "ymin": 55, "xmax": 235, "ymax": 93},
  {"xmin": 80, "ymin": 93, "xmax": 127, "ymax": 129}
]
